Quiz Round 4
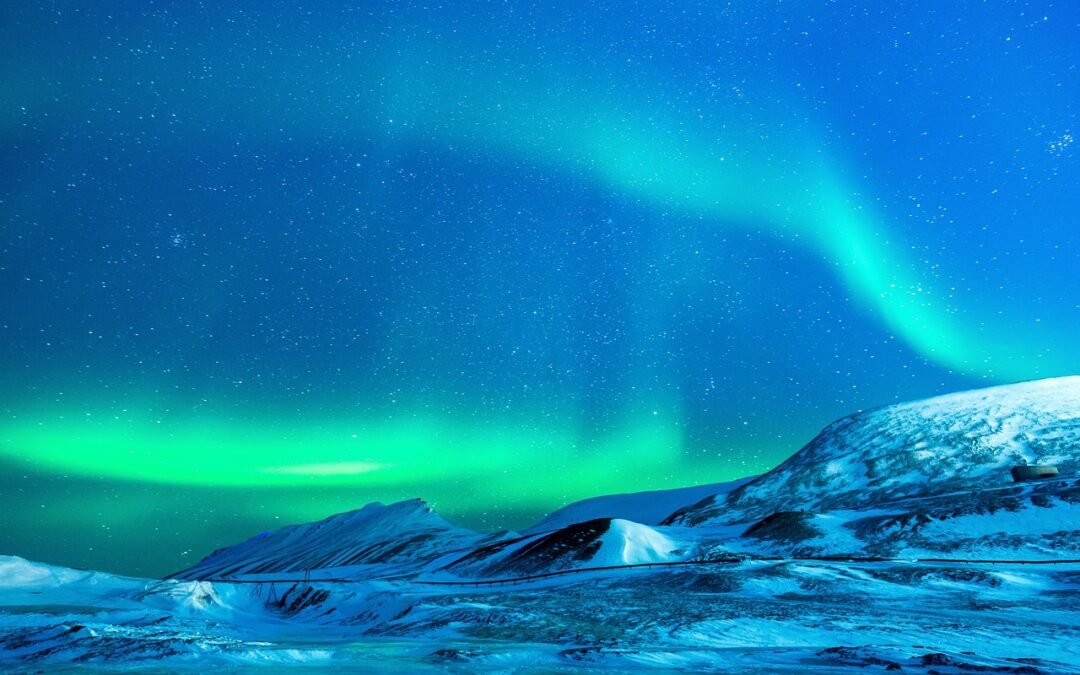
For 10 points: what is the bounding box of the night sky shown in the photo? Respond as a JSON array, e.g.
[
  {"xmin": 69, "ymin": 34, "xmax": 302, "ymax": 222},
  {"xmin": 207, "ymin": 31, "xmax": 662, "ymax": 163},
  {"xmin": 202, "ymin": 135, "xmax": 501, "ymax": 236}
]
[{"xmin": 1, "ymin": 1, "xmax": 1077, "ymax": 577}]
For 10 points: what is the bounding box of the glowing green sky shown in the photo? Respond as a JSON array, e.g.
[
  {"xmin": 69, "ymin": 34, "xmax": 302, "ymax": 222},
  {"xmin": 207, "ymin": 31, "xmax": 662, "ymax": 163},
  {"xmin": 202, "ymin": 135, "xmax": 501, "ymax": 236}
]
[
  {"xmin": 6, "ymin": 407, "xmax": 685, "ymax": 497},
  {"xmin": 1, "ymin": 1, "xmax": 1077, "ymax": 576}
]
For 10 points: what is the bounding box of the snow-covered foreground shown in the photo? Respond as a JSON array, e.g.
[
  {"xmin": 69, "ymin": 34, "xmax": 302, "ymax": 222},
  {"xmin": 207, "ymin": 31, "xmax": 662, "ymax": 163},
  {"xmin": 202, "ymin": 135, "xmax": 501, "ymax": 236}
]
[
  {"xmin": 3, "ymin": 377, "xmax": 1079, "ymax": 671},
  {"xmin": 2, "ymin": 554, "xmax": 1079, "ymax": 672}
]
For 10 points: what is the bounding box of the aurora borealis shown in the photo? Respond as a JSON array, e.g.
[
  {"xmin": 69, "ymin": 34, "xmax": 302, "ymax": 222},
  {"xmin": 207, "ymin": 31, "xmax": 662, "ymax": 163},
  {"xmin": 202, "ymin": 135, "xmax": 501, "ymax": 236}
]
[{"xmin": 1, "ymin": 2, "xmax": 1078, "ymax": 577}]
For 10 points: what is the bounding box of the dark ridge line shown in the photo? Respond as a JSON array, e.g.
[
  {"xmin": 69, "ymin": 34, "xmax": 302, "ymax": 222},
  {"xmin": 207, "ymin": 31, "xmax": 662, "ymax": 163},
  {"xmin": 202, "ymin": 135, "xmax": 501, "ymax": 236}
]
[{"xmin": 179, "ymin": 556, "xmax": 1080, "ymax": 587}]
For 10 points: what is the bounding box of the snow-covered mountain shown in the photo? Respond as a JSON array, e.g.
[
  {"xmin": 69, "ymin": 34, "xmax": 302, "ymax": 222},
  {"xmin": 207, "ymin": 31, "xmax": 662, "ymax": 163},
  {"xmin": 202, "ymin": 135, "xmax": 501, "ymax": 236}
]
[
  {"xmin": 666, "ymin": 376, "xmax": 1080, "ymax": 526},
  {"xmin": 4, "ymin": 377, "xmax": 1080, "ymax": 670},
  {"xmin": 168, "ymin": 377, "xmax": 1080, "ymax": 583},
  {"xmin": 173, "ymin": 498, "xmax": 489, "ymax": 580}
]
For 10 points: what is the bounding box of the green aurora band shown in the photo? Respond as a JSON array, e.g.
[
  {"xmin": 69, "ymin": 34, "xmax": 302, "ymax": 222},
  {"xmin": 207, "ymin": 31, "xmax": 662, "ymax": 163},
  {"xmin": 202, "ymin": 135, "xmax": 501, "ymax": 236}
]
[{"xmin": 0, "ymin": 6, "xmax": 1071, "ymax": 525}]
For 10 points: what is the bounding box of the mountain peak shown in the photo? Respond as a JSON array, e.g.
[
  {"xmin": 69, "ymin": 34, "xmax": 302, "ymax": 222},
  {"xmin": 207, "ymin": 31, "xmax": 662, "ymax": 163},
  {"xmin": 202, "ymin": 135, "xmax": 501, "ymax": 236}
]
[{"xmin": 172, "ymin": 497, "xmax": 476, "ymax": 580}]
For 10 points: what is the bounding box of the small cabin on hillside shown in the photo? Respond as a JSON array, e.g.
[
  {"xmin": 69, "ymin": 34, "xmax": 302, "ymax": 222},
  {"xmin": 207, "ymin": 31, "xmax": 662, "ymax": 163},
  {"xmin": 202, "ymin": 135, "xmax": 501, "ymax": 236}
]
[{"xmin": 1010, "ymin": 465, "xmax": 1059, "ymax": 482}]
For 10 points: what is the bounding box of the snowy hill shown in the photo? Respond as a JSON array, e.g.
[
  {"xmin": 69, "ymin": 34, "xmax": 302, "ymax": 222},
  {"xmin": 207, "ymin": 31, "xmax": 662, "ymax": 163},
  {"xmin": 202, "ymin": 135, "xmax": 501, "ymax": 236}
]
[
  {"xmin": 436, "ymin": 518, "xmax": 685, "ymax": 578},
  {"xmin": 173, "ymin": 498, "xmax": 485, "ymax": 580},
  {"xmin": 523, "ymin": 478, "xmax": 754, "ymax": 534},
  {"xmin": 667, "ymin": 377, "xmax": 1080, "ymax": 526},
  {"xmin": 0, "ymin": 556, "xmax": 139, "ymax": 605}
]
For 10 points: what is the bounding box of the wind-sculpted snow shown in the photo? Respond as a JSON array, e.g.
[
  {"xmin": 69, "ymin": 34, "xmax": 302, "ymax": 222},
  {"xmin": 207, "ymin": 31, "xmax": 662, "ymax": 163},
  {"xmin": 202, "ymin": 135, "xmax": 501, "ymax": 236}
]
[{"xmin": 667, "ymin": 376, "xmax": 1080, "ymax": 526}]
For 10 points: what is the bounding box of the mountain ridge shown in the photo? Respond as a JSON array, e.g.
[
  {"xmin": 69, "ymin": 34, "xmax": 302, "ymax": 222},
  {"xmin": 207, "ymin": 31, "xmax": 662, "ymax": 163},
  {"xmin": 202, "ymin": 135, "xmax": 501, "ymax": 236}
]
[
  {"xmin": 665, "ymin": 376, "xmax": 1080, "ymax": 526},
  {"xmin": 4, "ymin": 377, "xmax": 1080, "ymax": 671},
  {"xmin": 168, "ymin": 377, "xmax": 1080, "ymax": 581}
]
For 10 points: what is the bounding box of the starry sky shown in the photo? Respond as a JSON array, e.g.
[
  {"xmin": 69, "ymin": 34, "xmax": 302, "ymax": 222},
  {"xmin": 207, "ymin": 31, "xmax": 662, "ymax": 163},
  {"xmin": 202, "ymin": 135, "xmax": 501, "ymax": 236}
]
[{"xmin": 1, "ymin": 1, "xmax": 1077, "ymax": 577}]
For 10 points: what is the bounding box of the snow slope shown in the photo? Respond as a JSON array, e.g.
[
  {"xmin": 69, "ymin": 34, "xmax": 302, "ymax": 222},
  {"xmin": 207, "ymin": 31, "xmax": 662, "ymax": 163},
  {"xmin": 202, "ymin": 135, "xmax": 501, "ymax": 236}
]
[
  {"xmin": 435, "ymin": 518, "xmax": 685, "ymax": 578},
  {"xmin": 173, "ymin": 498, "xmax": 485, "ymax": 580},
  {"xmin": 0, "ymin": 555, "xmax": 96, "ymax": 589},
  {"xmin": 667, "ymin": 376, "xmax": 1080, "ymax": 526},
  {"xmin": 730, "ymin": 477, "xmax": 1080, "ymax": 560},
  {"xmin": 523, "ymin": 477, "xmax": 754, "ymax": 534},
  {"xmin": 0, "ymin": 555, "xmax": 141, "ymax": 606}
]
